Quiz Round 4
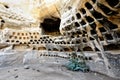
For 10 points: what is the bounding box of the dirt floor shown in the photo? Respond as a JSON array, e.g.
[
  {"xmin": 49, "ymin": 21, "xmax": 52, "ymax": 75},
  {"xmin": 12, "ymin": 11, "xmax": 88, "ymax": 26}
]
[{"xmin": 0, "ymin": 63, "xmax": 118, "ymax": 80}]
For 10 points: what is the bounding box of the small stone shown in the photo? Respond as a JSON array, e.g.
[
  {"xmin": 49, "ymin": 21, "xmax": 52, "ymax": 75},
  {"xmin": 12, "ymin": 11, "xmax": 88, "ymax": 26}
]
[
  {"xmin": 24, "ymin": 65, "xmax": 30, "ymax": 69},
  {"xmin": 15, "ymin": 75, "xmax": 18, "ymax": 78},
  {"xmin": 32, "ymin": 68, "xmax": 35, "ymax": 70},
  {"xmin": 37, "ymin": 70, "xmax": 40, "ymax": 72},
  {"xmin": 14, "ymin": 69, "xmax": 18, "ymax": 71},
  {"xmin": 94, "ymin": 73, "xmax": 97, "ymax": 76}
]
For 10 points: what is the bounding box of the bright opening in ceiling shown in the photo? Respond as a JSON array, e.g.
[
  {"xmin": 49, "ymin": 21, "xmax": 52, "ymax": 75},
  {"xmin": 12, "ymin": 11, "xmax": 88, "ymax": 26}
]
[{"xmin": 45, "ymin": 0, "xmax": 56, "ymax": 3}]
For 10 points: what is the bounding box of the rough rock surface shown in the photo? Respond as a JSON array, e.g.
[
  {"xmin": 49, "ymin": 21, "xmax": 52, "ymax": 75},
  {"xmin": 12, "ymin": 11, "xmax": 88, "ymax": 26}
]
[
  {"xmin": 0, "ymin": 63, "xmax": 118, "ymax": 80},
  {"xmin": 0, "ymin": 0, "xmax": 120, "ymax": 79}
]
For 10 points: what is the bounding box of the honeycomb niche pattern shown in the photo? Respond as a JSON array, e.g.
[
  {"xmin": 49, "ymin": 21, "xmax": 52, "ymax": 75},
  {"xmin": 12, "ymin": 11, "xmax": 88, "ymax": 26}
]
[
  {"xmin": 6, "ymin": 31, "xmax": 40, "ymax": 44},
  {"xmin": 4, "ymin": 30, "xmax": 83, "ymax": 52},
  {"xmin": 59, "ymin": 0, "xmax": 120, "ymax": 79},
  {"xmin": 0, "ymin": 0, "xmax": 120, "ymax": 79}
]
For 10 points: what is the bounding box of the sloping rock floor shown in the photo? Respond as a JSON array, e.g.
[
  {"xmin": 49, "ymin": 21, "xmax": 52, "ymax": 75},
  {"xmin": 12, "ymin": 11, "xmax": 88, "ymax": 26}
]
[{"xmin": 0, "ymin": 63, "xmax": 118, "ymax": 80}]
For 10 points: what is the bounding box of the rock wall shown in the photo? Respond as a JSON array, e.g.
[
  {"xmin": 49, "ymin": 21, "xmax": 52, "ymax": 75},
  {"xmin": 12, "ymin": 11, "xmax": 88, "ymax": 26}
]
[
  {"xmin": 59, "ymin": 0, "xmax": 120, "ymax": 79},
  {"xmin": 0, "ymin": 0, "xmax": 119, "ymax": 79}
]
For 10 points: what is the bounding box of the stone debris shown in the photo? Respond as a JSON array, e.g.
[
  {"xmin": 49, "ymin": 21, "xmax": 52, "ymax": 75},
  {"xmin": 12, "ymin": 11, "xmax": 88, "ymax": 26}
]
[
  {"xmin": 36, "ymin": 70, "xmax": 40, "ymax": 72},
  {"xmin": 24, "ymin": 65, "xmax": 30, "ymax": 69},
  {"xmin": 14, "ymin": 75, "xmax": 18, "ymax": 78},
  {"xmin": 14, "ymin": 69, "xmax": 18, "ymax": 71}
]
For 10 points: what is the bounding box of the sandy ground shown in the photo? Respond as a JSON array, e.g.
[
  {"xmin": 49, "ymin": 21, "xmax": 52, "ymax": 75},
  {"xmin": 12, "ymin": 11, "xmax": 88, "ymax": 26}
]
[{"xmin": 0, "ymin": 63, "xmax": 118, "ymax": 80}]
